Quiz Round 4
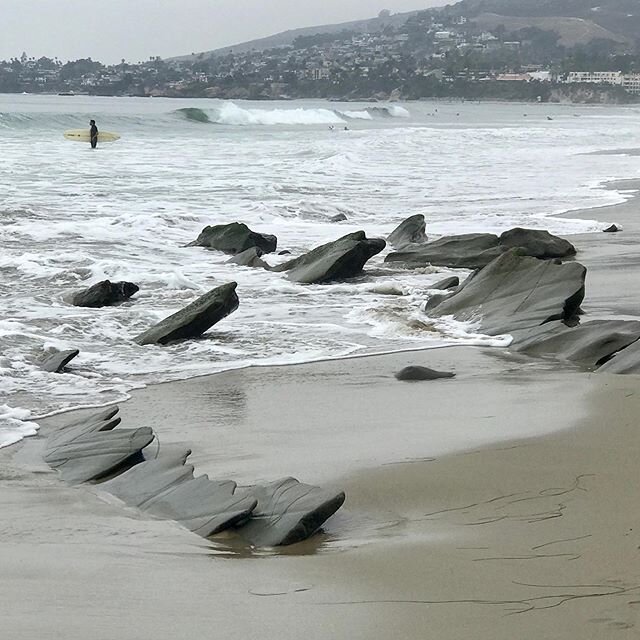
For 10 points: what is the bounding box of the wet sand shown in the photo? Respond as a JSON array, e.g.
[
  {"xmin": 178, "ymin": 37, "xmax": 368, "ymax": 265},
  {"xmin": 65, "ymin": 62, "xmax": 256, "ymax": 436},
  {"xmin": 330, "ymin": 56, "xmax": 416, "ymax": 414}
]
[{"xmin": 3, "ymin": 181, "xmax": 640, "ymax": 638}]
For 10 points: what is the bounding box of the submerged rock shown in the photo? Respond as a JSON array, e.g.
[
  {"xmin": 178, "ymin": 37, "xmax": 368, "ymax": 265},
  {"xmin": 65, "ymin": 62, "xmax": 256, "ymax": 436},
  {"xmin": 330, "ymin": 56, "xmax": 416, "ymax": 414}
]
[
  {"xmin": 430, "ymin": 276, "xmax": 460, "ymax": 290},
  {"xmin": 329, "ymin": 213, "xmax": 348, "ymax": 222},
  {"xmin": 40, "ymin": 349, "xmax": 79, "ymax": 373},
  {"xmin": 395, "ymin": 366, "xmax": 456, "ymax": 381},
  {"xmin": 227, "ymin": 247, "xmax": 269, "ymax": 269},
  {"xmin": 272, "ymin": 231, "xmax": 385, "ymax": 284},
  {"xmin": 72, "ymin": 280, "xmax": 139, "ymax": 308},
  {"xmin": 387, "ymin": 214, "xmax": 428, "ymax": 249},
  {"xmin": 189, "ymin": 222, "xmax": 277, "ymax": 255},
  {"xmin": 239, "ymin": 477, "xmax": 346, "ymax": 547},
  {"xmin": 603, "ymin": 224, "xmax": 622, "ymax": 233},
  {"xmin": 426, "ymin": 250, "xmax": 586, "ymax": 335},
  {"xmin": 134, "ymin": 282, "xmax": 239, "ymax": 345},
  {"xmin": 385, "ymin": 228, "xmax": 575, "ymax": 270}
]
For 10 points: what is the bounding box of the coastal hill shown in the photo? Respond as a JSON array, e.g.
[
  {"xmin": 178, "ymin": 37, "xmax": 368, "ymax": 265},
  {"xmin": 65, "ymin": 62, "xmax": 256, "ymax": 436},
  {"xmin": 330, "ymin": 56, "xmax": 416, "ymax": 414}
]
[{"xmin": 171, "ymin": 0, "xmax": 638, "ymax": 60}]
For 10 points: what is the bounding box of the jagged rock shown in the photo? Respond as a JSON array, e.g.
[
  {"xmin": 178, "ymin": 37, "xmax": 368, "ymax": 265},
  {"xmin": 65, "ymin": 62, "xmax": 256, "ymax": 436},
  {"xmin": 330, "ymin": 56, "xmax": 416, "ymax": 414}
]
[
  {"xmin": 44, "ymin": 427, "xmax": 155, "ymax": 484},
  {"xmin": 430, "ymin": 276, "xmax": 459, "ymax": 290},
  {"xmin": 227, "ymin": 247, "xmax": 269, "ymax": 269},
  {"xmin": 142, "ymin": 475, "xmax": 258, "ymax": 537},
  {"xmin": 511, "ymin": 320, "xmax": 640, "ymax": 367},
  {"xmin": 134, "ymin": 282, "xmax": 239, "ymax": 345},
  {"xmin": 238, "ymin": 477, "xmax": 346, "ymax": 547},
  {"xmin": 40, "ymin": 349, "xmax": 79, "ymax": 373},
  {"xmin": 329, "ymin": 213, "xmax": 348, "ymax": 222},
  {"xmin": 188, "ymin": 222, "xmax": 277, "ymax": 255},
  {"xmin": 603, "ymin": 224, "xmax": 622, "ymax": 233},
  {"xmin": 387, "ymin": 214, "xmax": 428, "ymax": 249},
  {"xmin": 72, "ymin": 280, "xmax": 139, "ymax": 308},
  {"xmin": 386, "ymin": 233, "xmax": 504, "ymax": 269},
  {"xmin": 499, "ymin": 228, "xmax": 576, "ymax": 260},
  {"xmin": 426, "ymin": 250, "xmax": 586, "ymax": 335},
  {"xmin": 395, "ymin": 366, "xmax": 456, "ymax": 381},
  {"xmin": 385, "ymin": 228, "xmax": 575, "ymax": 270},
  {"xmin": 272, "ymin": 231, "xmax": 385, "ymax": 284},
  {"xmin": 598, "ymin": 340, "xmax": 640, "ymax": 374}
]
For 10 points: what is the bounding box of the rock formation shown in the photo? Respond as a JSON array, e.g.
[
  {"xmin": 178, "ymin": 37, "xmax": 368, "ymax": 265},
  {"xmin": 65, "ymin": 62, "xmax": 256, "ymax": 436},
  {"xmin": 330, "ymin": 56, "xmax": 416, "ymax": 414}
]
[
  {"xmin": 72, "ymin": 280, "xmax": 139, "ymax": 308},
  {"xmin": 189, "ymin": 222, "xmax": 277, "ymax": 255}
]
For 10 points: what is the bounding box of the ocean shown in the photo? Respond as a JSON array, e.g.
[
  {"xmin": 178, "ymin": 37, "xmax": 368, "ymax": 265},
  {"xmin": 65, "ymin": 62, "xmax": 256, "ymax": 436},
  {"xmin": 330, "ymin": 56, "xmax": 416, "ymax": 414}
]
[{"xmin": 1, "ymin": 94, "xmax": 639, "ymax": 447}]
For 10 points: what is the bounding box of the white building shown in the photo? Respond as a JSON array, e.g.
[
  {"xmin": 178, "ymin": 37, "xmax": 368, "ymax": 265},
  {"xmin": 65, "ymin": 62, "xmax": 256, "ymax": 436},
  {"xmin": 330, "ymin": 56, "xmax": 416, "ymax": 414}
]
[
  {"xmin": 565, "ymin": 71, "xmax": 623, "ymax": 85},
  {"xmin": 623, "ymin": 74, "xmax": 640, "ymax": 95}
]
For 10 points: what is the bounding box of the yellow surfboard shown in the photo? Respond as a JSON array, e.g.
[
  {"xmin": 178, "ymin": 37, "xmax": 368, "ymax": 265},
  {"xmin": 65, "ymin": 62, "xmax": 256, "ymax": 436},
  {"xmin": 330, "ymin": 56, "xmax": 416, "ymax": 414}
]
[{"xmin": 64, "ymin": 129, "xmax": 121, "ymax": 142}]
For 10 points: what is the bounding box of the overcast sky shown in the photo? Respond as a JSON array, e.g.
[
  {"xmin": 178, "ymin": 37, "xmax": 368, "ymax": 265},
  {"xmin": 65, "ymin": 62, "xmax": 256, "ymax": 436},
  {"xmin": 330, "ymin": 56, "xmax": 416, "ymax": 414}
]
[{"xmin": 0, "ymin": 0, "xmax": 447, "ymax": 64}]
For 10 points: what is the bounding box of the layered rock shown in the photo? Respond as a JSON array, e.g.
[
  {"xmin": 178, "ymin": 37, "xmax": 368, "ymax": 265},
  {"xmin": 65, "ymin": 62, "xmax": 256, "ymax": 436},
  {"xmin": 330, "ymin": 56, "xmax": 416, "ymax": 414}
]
[
  {"xmin": 40, "ymin": 349, "xmax": 79, "ymax": 373},
  {"xmin": 426, "ymin": 250, "xmax": 586, "ymax": 335},
  {"xmin": 385, "ymin": 228, "xmax": 576, "ymax": 270},
  {"xmin": 430, "ymin": 276, "xmax": 459, "ymax": 291},
  {"xmin": 72, "ymin": 280, "xmax": 139, "ymax": 308},
  {"xmin": 189, "ymin": 222, "xmax": 277, "ymax": 255},
  {"xmin": 134, "ymin": 282, "xmax": 239, "ymax": 345},
  {"xmin": 387, "ymin": 214, "xmax": 427, "ymax": 249},
  {"xmin": 272, "ymin": 231, "xmax": 385, "ymax": 284}
]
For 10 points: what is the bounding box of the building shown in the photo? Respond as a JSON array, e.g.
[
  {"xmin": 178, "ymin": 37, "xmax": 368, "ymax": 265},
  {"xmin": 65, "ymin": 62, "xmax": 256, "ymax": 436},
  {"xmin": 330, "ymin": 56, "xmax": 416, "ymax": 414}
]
[
  {"xmin": 623, "ymin": 74, "xmax": 640, "ymax": 95},
  {"xmin": 565, "ymin": 71, "xmax": 623, "ymax": 85}
]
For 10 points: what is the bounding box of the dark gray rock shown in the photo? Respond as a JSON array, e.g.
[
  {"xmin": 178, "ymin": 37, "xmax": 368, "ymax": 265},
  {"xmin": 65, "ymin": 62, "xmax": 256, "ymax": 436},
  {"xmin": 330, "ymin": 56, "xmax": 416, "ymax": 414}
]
[
  {"xmin": 499, "ymin": 228, "xmax": 576, "ymax": 260},
  {"xmin": 387, "ymin": 214, "xmax": 427, "ymax": 249},
  {"xmin": 603, "ymin": 224, "xmax": 621, "ymax": 233},
  {"xmin": 329, "ymin": 213, "xmax": 348, "ymax": 222},
  {"xmin": 426, "ymin": 250, "xmax": 586, "ymax": 335},
  {"xmin": 598, "ymin": 340, "xmax": 640, "ymax": 374},
  {"xmin": 395, "ymin": 366, "xmax": 456, "ymax": 381},
  {"xmin": 72, "ymin": 280, "xmax": 139, "ymax": 308},
  {"xmin": 272, "ymin": 231, "xmax": 385, "ymax": 284},
  {"xmin": 385, "ymin": 233, "xmax": 503, "ymax": 269},
  {"xmin": 227, "ymin": 247, "xmax": 269, "ymax": 269},
  {"xmin": 385, "ymin": 228, "xmax": 575, "ymax": 270},
  {"xmin": 142, "ymin": 475, "xmax": 258, "ymax": 537},
  {"xmin": 278, "ymin": 250, "xmax": 292, "ymax": 256},
  {"xmin": 134, "ymin": 282, "xmax": 239, "ymax": 345},
  {"xmin": 189, "ymin": 222, "xmax": 277, "ymax": 255},
  {"xmin": 430, "ymin": 276, "xmax": 460, "ymax": 290},
  {"xmin": 44, "ymin": 427, "xmax": 155, "ymax": 484},
  {"xmin": 41, "ymin": 349, "xmax": 79, "ymax": 373},
  {"xmin": 511, "ymin": 320, "xmax": 640, "ymax": 367},
  {"xmin": 238, "ymin": 477, "xmax": 346, "ymax": 547}
]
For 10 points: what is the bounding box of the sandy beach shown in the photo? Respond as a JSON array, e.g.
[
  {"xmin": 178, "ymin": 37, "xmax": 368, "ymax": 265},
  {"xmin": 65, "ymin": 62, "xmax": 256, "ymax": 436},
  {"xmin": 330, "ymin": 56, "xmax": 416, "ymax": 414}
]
[{"xmin": 3, "ymin": 181, "xmax": 640, "ymax": 638}]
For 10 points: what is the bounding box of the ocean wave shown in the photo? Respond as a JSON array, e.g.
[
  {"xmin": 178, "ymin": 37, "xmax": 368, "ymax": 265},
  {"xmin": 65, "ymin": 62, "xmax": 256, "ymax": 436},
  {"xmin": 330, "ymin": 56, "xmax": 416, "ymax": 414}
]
[
  {"xmin": 212, "ymin": 102, "xmax": 346, "ymax": 126},
  {"xmin": 174, "ymin": 107, "xmax": 211, "ymax": 123}
]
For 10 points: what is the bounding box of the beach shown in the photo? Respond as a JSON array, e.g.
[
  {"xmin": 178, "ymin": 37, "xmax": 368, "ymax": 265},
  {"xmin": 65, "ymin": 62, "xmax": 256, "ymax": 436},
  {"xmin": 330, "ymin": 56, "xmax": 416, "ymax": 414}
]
[{"xmin": 2, "ymin": 178, "xmax": 640, "ymax": 638}]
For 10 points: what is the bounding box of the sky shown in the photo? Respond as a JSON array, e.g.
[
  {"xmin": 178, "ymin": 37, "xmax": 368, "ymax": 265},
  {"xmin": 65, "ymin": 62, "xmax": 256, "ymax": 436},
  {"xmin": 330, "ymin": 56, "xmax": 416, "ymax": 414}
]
[{"xmin": 0, "ymin": 0, "xmax": 447, "ymax": 64}]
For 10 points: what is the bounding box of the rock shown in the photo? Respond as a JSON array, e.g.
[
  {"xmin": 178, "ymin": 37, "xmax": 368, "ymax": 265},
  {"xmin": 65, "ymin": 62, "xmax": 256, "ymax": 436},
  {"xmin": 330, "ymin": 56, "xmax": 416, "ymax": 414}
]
[
  {"xmin": 329, "ymin": 213, "xmax": 348, "ymax": 222},
  {"xmin": 46, "ymin": 414, "xmax": 122, "ymax": 451},
  {"xmin": 385, "ymin": 233, "xmax": 503, "ymax": 269},
  {"xmin": 134, "ymin": 282, "xmax": 239, "ymax": 345},
  {"xmin": 72, "ymin": 280, "xmax": 139, "ymax": 308},
  {"xmin": 499, "ymin": 228, "xmax": 576, "ymax": 260},
  {"xmin": 395, "ymin": 366, "xmax": 456, "ymax": 381},
  {"xmin": 59, "ymin": 406, "xmax": 119, "ymax": 428},
  {"xmin": 142, "ymin": 475, "xmax": 258, "ymax": 537},
  {"xmin": 238, "ymin": 477, "xmax": 346, "ymax": 547},
  {"xmin": 278, "ymin": 250, "xmax": 292, "ymax": 256},
  {"xmin": 44, "ymin": 427, "xmax": 155, "ymax": 484},
  {"xmin": 188, "ymin": 222, "xmax": 277, "ymax": 255},
  {"xmin": 430, "ymin": 276, "xmax": 459, "ymax": 290},
  {"xmin": 102, "ymin": 451, "xmax": 257, "ymax": 537},
  {"xmin": 387, "ymin": 214, "xmax": 428, "ymax": 249},
  {"xmin": 40, "ymin": 349, "xmax": 79, "ymax": 373},
  {"xmin": 272, "ymin": 231, "xmax": 385, "ymax": 284},
  {"xmin": 385, "ymin": 228, "xmax": 575, "ymax": 270},
  {"xmin": 598, "ymin": 340, "xmax": 640, "ymax": 374},
  {"xmin": 426, "ymin": 250, "xmax": 586, "ymax": 335},
  {"xmin": 511, "ymin": 320, "xmax": 640, "ymax": 367},
  {"xmin": 227, "ymin": 247, "xmax": 269, "ymax": 269},
  {"xmin": 603, "ymin": 224, "xmax": 621, "ymax": 233}
]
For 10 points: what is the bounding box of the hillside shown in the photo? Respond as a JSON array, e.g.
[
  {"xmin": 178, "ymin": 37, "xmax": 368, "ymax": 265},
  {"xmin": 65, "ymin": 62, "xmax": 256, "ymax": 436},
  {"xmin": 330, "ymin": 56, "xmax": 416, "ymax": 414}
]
[{"xmin": 170, "ymin": 11, "xmax": 420, "ymax": 61}]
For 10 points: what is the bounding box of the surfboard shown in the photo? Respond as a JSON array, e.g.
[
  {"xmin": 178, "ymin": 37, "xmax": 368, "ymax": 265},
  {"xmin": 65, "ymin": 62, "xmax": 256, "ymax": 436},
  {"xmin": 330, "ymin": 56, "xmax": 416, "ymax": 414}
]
[{"xmin": 63, "ymin": 129, "xmax": 121, "ymax": 143}]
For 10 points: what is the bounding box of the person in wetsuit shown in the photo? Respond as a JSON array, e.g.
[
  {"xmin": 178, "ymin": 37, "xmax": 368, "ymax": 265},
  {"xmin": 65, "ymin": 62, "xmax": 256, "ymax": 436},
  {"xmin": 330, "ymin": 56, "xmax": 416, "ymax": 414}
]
[{"xmin": 89, "ymin": 119, "xmax": 98, "ymax": 149}]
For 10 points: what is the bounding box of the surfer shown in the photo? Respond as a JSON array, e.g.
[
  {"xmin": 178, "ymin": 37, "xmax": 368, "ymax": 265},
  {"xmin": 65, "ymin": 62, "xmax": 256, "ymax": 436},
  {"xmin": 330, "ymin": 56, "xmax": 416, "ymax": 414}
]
[{"xmin": 89, "ymin": 119, "xmax": 98, "ymax": 149}]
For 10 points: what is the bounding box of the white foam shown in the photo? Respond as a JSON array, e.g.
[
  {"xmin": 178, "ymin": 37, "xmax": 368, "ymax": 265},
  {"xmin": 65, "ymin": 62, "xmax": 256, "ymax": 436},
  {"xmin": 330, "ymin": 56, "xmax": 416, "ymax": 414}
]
[
  {"xmin": 0, "ymin": 404, "xmax": 39, "ymax": 449},
  {"xmin": 213, "ymin": 102, "xmax": 346, "ymax": 126}
]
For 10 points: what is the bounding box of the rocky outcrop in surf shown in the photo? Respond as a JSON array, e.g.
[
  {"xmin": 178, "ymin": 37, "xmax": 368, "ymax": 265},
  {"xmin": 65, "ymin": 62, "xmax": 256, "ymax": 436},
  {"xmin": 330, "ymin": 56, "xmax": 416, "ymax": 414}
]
[
  {"xmin": 71, "ymin": 280, "xmax": 139, "ymax": 308},
  {"xmin": 40, "ymin": 406, "xmax": 345, "ymax": 546},
  {"xmin": 272, "ymin": 231, "xmax": 385, "ymax": 284},
  {"xmin": 387, "ymin": 214, "xmax": 428, "ymax": 249},
  {"xmin": 385, "ymin": 228, "xmax": 576, "ymax": 270},
  {"xmin": 40, "ymin": 349, "xmax": 79, "ymax": 373},
  {"xmin": 226, "ymin": 247, "xmax": 270, "ymax": 269},
  {"xmin": 134, "ymin": 282, "xmax": 239, "ymax": 345},
  {"xmin": 189, "ymin": 222, "xmax": 277, "ymax": 255}
]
